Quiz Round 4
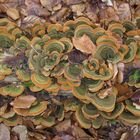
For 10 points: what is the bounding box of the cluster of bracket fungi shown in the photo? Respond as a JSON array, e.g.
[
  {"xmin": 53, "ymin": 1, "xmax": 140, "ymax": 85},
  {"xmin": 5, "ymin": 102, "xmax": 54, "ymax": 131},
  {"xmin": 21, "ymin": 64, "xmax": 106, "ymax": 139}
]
[{"xmin": 0, "ymin": 16, "xmax": 140, "ymax": 129}]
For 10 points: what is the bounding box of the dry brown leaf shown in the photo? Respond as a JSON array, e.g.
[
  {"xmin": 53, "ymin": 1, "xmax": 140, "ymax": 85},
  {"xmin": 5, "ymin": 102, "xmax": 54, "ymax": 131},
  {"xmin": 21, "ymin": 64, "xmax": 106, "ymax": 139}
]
[
  {"xmin": 112, "ymin": 64, "xmax": 118, "ymax": 80},
  {"xmin": 0, "ymin": 124, "xmax": 10, "ymax": 140},
  {"xmin": 24, "ymin": 0, "xmax": 50, "ymax": 17},
  {"xmin": 68, "ymin": 49, "xmax": 88, "ymax": 63},
  {"xmin": 40, "ymin": 0, "xmax": 61, "ymax": 11},
  {"xmin": 0, "ymin": 4, "xmax": 8, "ymax": 13},
  {"xmin": 19, "ymin": 15, "xmax": 45, "ymax": 28},
  {"xmin": 116, "ymin": 84, "xmax": 133, "ymax": 102},
  {"xmin": 0, "ymin": 103, "xmax": 7, "ymax": 115},
  {"xmin": 29, "ymin": 132, "xmax": 46, "ymax": 140},
  {"xmin": 133, "ymin": 59, "xmax": 140, "ymax": 68},
  {"xmin": 105, "ymin": 7, "xmax": 119, "ymax": 21},
  {"xmin": 71, "ymin": 3, "xmax": 85, "ymax": 16},
  {"xmin": 102, "ymin": 0, "xmax": 113, "ymax": 6},
  {"xmin": 71, "ymin": 125, "xmax": 94, "ymax": 139},
  {"xmin": 55, "ymin": 119, "xmax": 71, "ymax": 132},
  {"xmin": 52, "ymin": 135, "xmax": 75, "ymax": 140},
  {"xmin": 1, "ymin": 108, "xmax": 15, "ymax": 119},
  {"xmin": 98, "ymin": 5, "xmax": 119, "ymax": 21},
  {"xmin": 135, "ymin": 5, "xmax": 140, "ymax": 18},
  {"xmin": 98, "ymin": 88, "xmax": 112, "ymax": 99},
  {"xmin": 85, "ymin": 3, "xmax": 98, "ymax": 22},
  {"xmin": 130, "ymin": 0, "xmax": 140, "ymax": 5},
  {"xmin": 72, "ymin": 34, "xmax": 96, "ymax": 54},
  {"xmin": 12, "ymin": 125, "xmax": 28, "ymax": 140},
  {"xmin": 0, "ymin": 0, "xmax": 18, "ymax": 14},
  {"xmin": 117, "ymin": 2, "xmax": 131, "ymax": 20},
  {"xmin": 50, "ymin": 7, "xmax": 68, "ymax": 22},
  {"xmin": 0, "ymin": 0, "xmax": 18, "ymax": 2},
  {"xmin": 6, "ymin": 8, "xmax": 20, "ymax": 20},
  {"xmin": 63, "ymin": 0, "xmax": 82, "ymax": 5},
  {"xmin": 117, "ymin": 62, "xmax": 125, "ymax": 84},
  {"xmin": 11, "ymin": 95, "xmax": 36, "ymax": 109},
  {"xmin": 53, "ymin": 4, "xmax": 62, "ymax": 11}
]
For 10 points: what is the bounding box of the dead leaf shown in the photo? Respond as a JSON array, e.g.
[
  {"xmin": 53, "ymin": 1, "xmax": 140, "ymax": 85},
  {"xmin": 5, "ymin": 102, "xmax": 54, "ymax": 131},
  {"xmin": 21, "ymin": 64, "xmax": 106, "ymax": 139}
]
[
  {"xmin": 71, "ymin": 3, "xmax": 85, "ymax": 16},
  {"xmin": 19, "ymin": 15, "xmax": 45, "ymax": 28},
  {"xmin": 28, "ymin": 131, "xmax": 46, "ymax": 140},
  {"xmin": 55, "ymin": 119, "xmax": 71, "ymax": 132},
  {"xmin": 98, "ymin": 88, "xmax": 112, "ymax": 99},
  {"xmin": 0, "ymin": 103, "xmax": 7, "ymax": 115},
  {"xmin": 68, "ymin": 49, "xmax": 88, "ymax": 64},
  {"xmin": 0, "ymin": 124, "xmax": 10, "ymax": 140},
  {"xmin": 25, "ymin": 0, "xmax": 50, "ymax": 17},
  {"xmin": 50, "ymin": 7, "xmax": 68, "ymax": 23},
  {"xmin": 72, "ymin": 34, "xmax": 96, "ymax": 54},
  {"xmin": 133, "ymin": 59, "xmax": 140, "ymax": 68},
  {"xmin": 135, "ymin": 5, "xmax": 140, "ymax": 18},
  {"xmin": 102, "ymin": 0, "xmax": 113, "ymax": 6},
  {"xmin": 116, "ymin": 83, "xmax": 133, "ymax": 102},
  {"xmin": 6, "ymin": 8, "xmax": 20, "ymax": 20},
  {"xmin": 71, "ymin": 125, "xmax": 94, "ymax": 139},
  {"xmin": 117, "ymin": 2, "xmax": 131, "ymax": 20},
  {"xmin": 12, "ymin": 125, "xmax": 28, "ymax": 140},
  {"xmin": 11, "ymin": 95, "xmax": 36, "ymax": 109},
  {"xmin": 1, "ymin": 108, "xmax": 15, "ymax": 119},
  {"xmin": 52, "ymin": 135, "xmax": 75, "ymax": 140},
  {"xmin": 63, "ymin": 0, "xmax": 82, "ymax": 5},
  {"xmin": 0, "ymin": 0, "xmax": 19, "ymax": 14},
  {"xmin": 131, "ymin": 89, "xmax": 140, "ymax": 102},
  {"xmin": 40, "ymin": 0, "xmax": 61, "ymax": 11},
  {"xmin": 105, "ymin": 7, "xmax": 119, "ymax": 21},
  {"xmin": 85, "ymin": 3, "xmax": 98, "ymax": 22}
]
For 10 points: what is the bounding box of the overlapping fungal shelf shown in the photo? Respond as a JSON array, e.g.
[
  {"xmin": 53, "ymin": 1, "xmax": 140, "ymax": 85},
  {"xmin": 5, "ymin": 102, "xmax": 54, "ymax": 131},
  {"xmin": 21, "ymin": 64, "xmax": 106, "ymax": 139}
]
[{"xmin": 0, "ymin": 17, "xmax": 140, "ymax": 129}]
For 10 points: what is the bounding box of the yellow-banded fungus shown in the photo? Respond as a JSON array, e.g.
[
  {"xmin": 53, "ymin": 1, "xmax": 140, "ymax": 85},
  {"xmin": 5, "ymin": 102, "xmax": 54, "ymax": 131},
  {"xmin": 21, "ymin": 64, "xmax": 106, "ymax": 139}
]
[
  {"xmin": 75, "ymin": 106, "xmax": 92, "ymax": 129},
  {"xmin": 16, "ymin": 69, "xmax": 30, "ymax": 82},
  {"xmin": 0, "ymin": 85, "xmax": 24, "ymax": 97},
  {"xmin": 75, "ymin": 105, "xmax": 103, "ymax": 129},
  {"xmin": 119, "ymin": 110, "xmax": 140, "ymax": 124},
  {"xmin": 60, "ymin": 37, "xmax": 73, "ymax": 53},
  {"xmin": 81, "ymin": 104, "xmax": 99, "ymax": 119},
  {"xmin": 33, "ymin": 116, "xmax": 55, "ymax": 127},
  {"xmin": 31, "ymin": 73, "xmax": 52, "ymax": 89},
  {"xmin": 82, "ymin": 78, "xmax": 104, "ymax": 92},
  {"xmin": 1, "ymin": 16, "xmax": 140, "ymax": 128},
  {"xmin": 108, "ymin": 22, "xmax": 125, "ymax": 38},
  {"xmin": 31, "ymin": 21, "xmax": 46, "ymax": 37},
  {"xmin": 45, "ymin": 79, "xmax": 60, "ymax": 94},
  {"xmin": 64, "ymin": 98, "xmax": 80, "ymax": 112},
  {"xmin": 86, "ymin": 87, "xmax": 117, "ymax": 112},
  {"xmin": 29, "ymin": 85, "xmax": 43, "ymax": 92},
  {"xmin": 83, "ymin": 58, "xmax": 113, "ymax": 81},
  {"xmin": 0, "ymin": 64, "xmax": 12, "ymax": 77},
  {"xmin": 64, "ymin": 64, "xmax": 82, "ymax": 82},
  {"xmin": 122, "ymin": 42, "xmax": 137, "ymax": 63},
  {"xmin": 13, "ymin": 101, "xmax": 47, "ymax": 116},
  {"xmin": 99, "ymin": 103, "xmax": 124, "ymax": 119},
  {"xmin": 44, "ymin": 40, "xmax": 64, "ymax": 53},
  {"xmin": 74, "ymin": 24, "xmax": 95, "ymax": 43},
  {"xmin": 94, "ymin": 35, "xmax": 122, "ymax": 63},
  {"xmin": 125, "ymin": 100, "xmax": 140, "ymax": 116},
  {"xmin": 127, "ymin": 69, "xmax": 140, "ymax": 88},
  {"xmin": 3, "ymin": 115, "xmax": 22, "ymax": 126}
]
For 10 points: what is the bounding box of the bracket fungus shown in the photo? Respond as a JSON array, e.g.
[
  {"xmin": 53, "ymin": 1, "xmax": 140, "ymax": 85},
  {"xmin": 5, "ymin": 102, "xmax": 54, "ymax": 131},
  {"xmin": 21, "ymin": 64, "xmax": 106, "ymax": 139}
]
[
  {"xmin": 0, "ymin": 16, "xmax": 140, "ymax": 128},
  {"xmin": 13, "ymin": 101, "xmax": 48, "ymax": 117},
  {"xmin": 0, "ymin": 85, "xmax": 24, "ymax": 97}
]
